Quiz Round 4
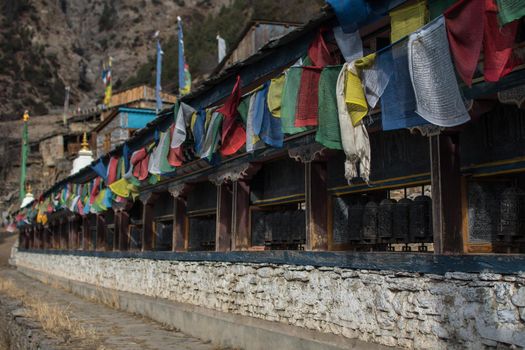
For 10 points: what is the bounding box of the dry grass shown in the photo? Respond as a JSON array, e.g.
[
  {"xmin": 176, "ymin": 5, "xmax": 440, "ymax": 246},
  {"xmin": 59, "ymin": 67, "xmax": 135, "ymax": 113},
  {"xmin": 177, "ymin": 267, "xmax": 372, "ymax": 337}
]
[{"xmin": 0, "ymin": 279, "xmax": 97, "ymax": 341}]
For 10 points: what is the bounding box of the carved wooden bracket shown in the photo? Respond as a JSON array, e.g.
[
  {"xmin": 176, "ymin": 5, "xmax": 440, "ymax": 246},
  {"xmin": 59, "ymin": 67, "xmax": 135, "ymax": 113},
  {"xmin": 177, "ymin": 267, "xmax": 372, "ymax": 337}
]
[
  {"xmin": 168, "ymin": 183, "xmax": 193, "ymax": 199},
  {"xmin": 208, "ymin": 162, "xmax": 262, "ymax": 185},
  {"xmin": 288, "ymin": 143, "xmax": 327, "ymax": 163},
  {"xmin": 409, "ymin": 125, "xmax": 444, "ymax": 137},
  {"xmin": 138, "ymin": 192, "xmax": 158, "ymax": 205}
]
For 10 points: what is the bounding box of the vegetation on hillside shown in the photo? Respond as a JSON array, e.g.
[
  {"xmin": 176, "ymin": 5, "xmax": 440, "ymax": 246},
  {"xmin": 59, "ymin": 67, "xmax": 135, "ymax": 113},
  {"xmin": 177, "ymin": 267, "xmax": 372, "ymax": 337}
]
[{"xmin": 122, "ymin": 0, "xmax": 323, "ymax": 92}]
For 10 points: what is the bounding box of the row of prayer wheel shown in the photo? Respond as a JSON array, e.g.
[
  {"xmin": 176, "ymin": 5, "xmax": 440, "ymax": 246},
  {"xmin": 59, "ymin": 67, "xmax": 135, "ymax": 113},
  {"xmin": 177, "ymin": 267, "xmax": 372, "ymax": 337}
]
[
  {"xmin": 344, "ymin": 195, "xmax": 433, "ymax": 244},
  {"xmin": 252, "ymin": 210, "xmax": 306, "ymax": 244}
]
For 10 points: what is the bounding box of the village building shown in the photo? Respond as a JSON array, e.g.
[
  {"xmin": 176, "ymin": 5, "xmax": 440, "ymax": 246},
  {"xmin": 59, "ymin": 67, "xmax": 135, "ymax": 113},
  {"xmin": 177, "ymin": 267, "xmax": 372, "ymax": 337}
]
[{"xmin": 11, "ymin": 1, "xmax": 525, "ymax": 349}]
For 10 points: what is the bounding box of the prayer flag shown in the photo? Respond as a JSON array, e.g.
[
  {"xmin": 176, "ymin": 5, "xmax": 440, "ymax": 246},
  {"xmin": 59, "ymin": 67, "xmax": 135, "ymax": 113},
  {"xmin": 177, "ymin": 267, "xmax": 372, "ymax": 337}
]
[
  {"xmin": 254, "ymin": 82, "xmax": 283, "ymax": 148},
  {"xmin": 155, "ymin": 39, "xmax": 163, "ymax": 112},
  {"xmin": 333, "ymin": 27, "xmax": 363, "ymax": 63},
  {"xmin": 19, "ymin": 111, "xmax": 29, "ymax": 201},
  {"xmin": 218, "ymin": 75, "xmax": 246, "ymax": 156},
  {"xmin": 199, "ymin": 112, "xmax": 223, "ymax": 160},
  {"xmin": 191, "ymin": 109, "xmax": 206, "ymax": 155},
  {"xmin": 280, "ymin": 68, "xmax": 307, "ymax": 135},
  {"xmin": 326, "ymin": 0, "xmax": 371, "ymax": 33},
  {"xmin": 390, "ymin": 1, "xmax": 428, "ymax": 42},
  {"xmin": 217, "ymin": 34, "xmax": 227, "ymax": 62},
  {"xmin": 316, "ymin": 66, "xmax": 343, "ymax": 150},
  {"xmin": 178, "ymin": 17, "xmax": 191, "ymax": 96},
  {"xmin": 496, "ymin": 0, "xmax": 525, "ymax": 26}
]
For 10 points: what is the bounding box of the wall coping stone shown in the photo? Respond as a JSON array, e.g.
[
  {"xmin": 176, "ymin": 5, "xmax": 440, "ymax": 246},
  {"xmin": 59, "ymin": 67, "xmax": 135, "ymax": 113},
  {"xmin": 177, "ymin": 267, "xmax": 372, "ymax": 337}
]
[{"xmin": 19, "ymin": 249, "xmax": 525, "ymax": 275}]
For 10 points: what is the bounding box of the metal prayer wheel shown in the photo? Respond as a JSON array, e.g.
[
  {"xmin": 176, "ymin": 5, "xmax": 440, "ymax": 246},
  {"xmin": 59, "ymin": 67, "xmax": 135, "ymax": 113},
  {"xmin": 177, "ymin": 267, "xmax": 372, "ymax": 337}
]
[
  {"xmin": 348, "ymin": 202, "xmax": 364, "ymax": 242},
  {"xmin": 378, "ymin": 199, "xmax": 396, "ymax": 241},
  {"xmin": 409, "ymin": 195, "xmax": 432, "ymax": 242},
  {"xmin": 393, "ymin": 198, "xmax": 411, "ymax": 243},
  {"xmin": 362, "ymin": 201, "xmax": 378, "ymax": 243},
  {"xmin": 499, "ymin": 187, "xmax": 525, "ymax": 238}
]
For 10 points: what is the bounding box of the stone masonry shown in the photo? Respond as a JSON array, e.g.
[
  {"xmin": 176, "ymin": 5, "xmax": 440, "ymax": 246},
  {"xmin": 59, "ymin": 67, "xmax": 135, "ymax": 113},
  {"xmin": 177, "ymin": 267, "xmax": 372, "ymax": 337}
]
[{"xmin": 13, "ymin": 251, "xmax": 525, "ymax": 349}]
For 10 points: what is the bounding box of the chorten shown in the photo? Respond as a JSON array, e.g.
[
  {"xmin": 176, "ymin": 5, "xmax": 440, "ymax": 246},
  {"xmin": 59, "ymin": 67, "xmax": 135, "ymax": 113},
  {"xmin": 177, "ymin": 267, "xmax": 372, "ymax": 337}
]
[{"xmin": 70, "ymin": 133, "xmax": 94, "ymax": 175}]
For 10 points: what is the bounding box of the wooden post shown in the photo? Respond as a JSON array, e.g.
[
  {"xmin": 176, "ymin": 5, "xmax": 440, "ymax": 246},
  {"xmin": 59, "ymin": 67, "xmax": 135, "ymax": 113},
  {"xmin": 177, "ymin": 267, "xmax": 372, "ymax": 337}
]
[
  {"xmin": 232, "ymin": 180, "xmax": 251, "ymax": 250},
  {"xmin": 140, "ymin": 193, "xmax": 156, "ymax": 251},
  {"xmin": 169, "ymin": 184, "xmax": 192, "ymax": 252},
  {"xmin": 215, "ymin": 183, "xmax": 233, "ymax": 252},
  {"xmin": 172, "ymin": 197, "xmax": 187, "ymax": 251},
  {"xmin": 306, "ymin": 161, "xmax": 329, "ymax": 251},
  {"xmin": 289, "ymin": 144, "xmax": 328, "ymax": 251},
  {"xmin": 430, "ymin": 133, "xmax": 464, "ymax": 254},
  {"xmin": 96, "ymin": 214, "xmax": 106, "ymax": 251},
  {"xmin": 119, "ymin": 211, "xmax": 130, "ymax": 251},
  {"xmin": 113, "ymin": 211, "xmax": 120, "ymax": 251}
]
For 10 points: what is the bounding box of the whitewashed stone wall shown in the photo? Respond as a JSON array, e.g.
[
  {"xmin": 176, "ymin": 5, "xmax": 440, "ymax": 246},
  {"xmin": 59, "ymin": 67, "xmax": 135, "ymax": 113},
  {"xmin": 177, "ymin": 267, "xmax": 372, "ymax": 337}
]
[{"xmin": 14, "ymin": 251, "xmax": 525, "ymax": 349}]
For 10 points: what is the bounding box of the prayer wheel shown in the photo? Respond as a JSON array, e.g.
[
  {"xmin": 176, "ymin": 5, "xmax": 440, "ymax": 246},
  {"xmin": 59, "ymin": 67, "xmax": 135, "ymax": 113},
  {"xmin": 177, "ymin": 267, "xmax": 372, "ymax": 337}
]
[
  {"xmin": 362, "ymin": 201, "xmax": 378, "ymax": 243},
  {"xmin": 378, "ymin": 199, "xmax": 396, "ymax": 241},
  {"xmin": 393, "ymin": 198, "xmax": 411, "ymax": 243},
  {"xmin": 293, "ymin": 210, "xmax": 306, "ymax": 243},
  {"xmin": 409, "ymin": 195, "xmax": 432, "ymax": 242},
  {"xmin": 348, "ymin": 201, "xmax": 364, "ymax": 242},
  {"xmin": 499, "ymin": 187, "xmax": 525, "ymax": 239}
]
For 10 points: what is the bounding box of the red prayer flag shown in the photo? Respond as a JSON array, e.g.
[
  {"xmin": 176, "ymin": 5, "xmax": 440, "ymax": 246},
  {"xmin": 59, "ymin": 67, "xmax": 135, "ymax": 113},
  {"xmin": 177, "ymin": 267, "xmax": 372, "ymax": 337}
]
[
  {"xmin": 217, "ymin": 75, "xmax": 246, "ymax": 156},
  {"xmin": 295, "ymin": 67, "xmax": 322, "ymax": 127},
  {"xmin": 483, "ymin": 0, "xmax": 520, "ymax": 82},
  {"xmin": 168, "ymin": 126, "xmax": 185, "ymax": 166},
  {"xmin": 131, "ymin": 148, "xmax": 150, "ymax": 181},
  {"xmin": 444, "ymin": 0, "xmax": 485, "ymax": 86},
  {"xmin": 107, "ymin": 156, "xmax": 119, "ymax": 185},
  {"xmin": 308, "ymin": 28, "xmax": 338, "ymax": 67},
  {"xmin": 89, "ymin": 177, "xmax": 101, "ymax": 205}
]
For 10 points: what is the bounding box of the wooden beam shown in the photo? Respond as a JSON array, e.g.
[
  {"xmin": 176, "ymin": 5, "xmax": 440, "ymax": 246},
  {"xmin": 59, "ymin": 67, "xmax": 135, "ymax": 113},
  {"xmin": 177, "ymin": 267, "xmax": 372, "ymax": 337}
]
[
  {"xmin": 215, "ymin": 183, "xmax": 233, "ymax": 252},
  {"xmin": 232, "ymin": 180, "xmax": 251, "ymax": 250},
  {"xmin": 140, "ymin": 193, "xmax": 157, "ymax": 252},
  {"xmin": 306, "ymin": 161, "xmax": 329, "ymax": 251},
  {"xmin": 172, "ymin": 197, "xmax": 187, "ymax": 252},
  {"xmin": 430, "ymin": 133, "xmax": 464, "ymax": 254}
]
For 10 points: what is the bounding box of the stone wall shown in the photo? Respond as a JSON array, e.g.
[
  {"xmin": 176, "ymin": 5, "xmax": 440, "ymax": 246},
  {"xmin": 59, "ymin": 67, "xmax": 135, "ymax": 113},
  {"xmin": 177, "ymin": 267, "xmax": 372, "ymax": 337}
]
[{"xmin": 13, "ymin": 251, "xmax": 525, "ymax": 349}]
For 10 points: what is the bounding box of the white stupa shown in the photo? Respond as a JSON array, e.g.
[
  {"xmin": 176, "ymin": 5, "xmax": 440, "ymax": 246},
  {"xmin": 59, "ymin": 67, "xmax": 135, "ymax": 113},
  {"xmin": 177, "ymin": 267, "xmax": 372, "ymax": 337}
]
[
  {"xmin": 20, "ymin": 184, "xmax": 34, "ymax": 209},
  {"xmin": 70, "ymin": 132, "xmax": 94, "ymax": 175}
]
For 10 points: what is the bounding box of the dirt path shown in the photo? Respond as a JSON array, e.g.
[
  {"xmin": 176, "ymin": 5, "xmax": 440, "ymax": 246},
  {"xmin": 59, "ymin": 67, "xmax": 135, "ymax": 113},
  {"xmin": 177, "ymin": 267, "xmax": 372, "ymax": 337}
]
[{"xmin": 0, "ymin": 233, "xmax": 219, "ymax": 350}]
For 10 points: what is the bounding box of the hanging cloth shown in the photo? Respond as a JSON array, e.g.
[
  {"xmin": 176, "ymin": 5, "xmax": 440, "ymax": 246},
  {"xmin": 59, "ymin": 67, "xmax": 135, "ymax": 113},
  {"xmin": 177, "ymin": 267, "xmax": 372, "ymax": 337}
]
[
  {"xmin": 296, "ymin": 28, "xmax": 339, "ymax": 127},
  {"xmin": 237, "ymin": 96, "xmax": 250, "ymax": 124},
  {"xmin": 109, "ymin": 178, "xmax": 137, "ymax": 198},
  {"xmin": 131, "ymin": 148, "xmax": 150, "ymax": 181},
  {"xmin": 267, "ymin": 74, "xmax": 285, "ymax": 117},
  {"xmin": 326, "ymin": 0, "xmax": 371, "ymax": 33},
  {"xmin": 336, "ymin": 63, "xmax": 371, "ymax": 183},
  {"xmin": 246, "ymin": 93, "xmax": 265, "ymax": 153},
  {"xmin": 333, "ymin": 26, "xmax": 363, "ymax": 63},
  {"xmin": 122, "ymin": 143, "xmax": 131, "ymax": 173},
  {"xmin": 89, "ymin": 177, "xmax": 101, "ymax": 205},
  {"xmin": 316, "ymin": 66, "xmax": 343, "ymax": 150},
  {"xmin": 149, "ymin": 131, "xmax": 174, "ymax": 175},
  {"xmin": 484, "ymin": 0, "xmax": 520, "ymax": 83},
  {"xmin": 379, "ymin": 39, "xmax": 427, "ymax": 130},
  {"xmin": 218, "ymin": 75, "xmax": 246, "ymax": 156},
  {"xmin": 408, "ymin": 17, "xmax": 470, "ymax": 127},
  {"xmin": 357, "ymin": 53, "xmax": 391, "ymax": 110},
  {"xmin": 344, "ymin": 55, "xmax": 378, "ymax": 126},
  {"xmin": 103, "ymin": 188, "xmax": 113, "ymax": 209},
  {"xmin": 171, "ymin": 102, "xmax": 196, "ymax": 149},
  {"xmin": 254, "ymin": 83, "xmax": 283, "ymax": 148},
  {"xmin": 168, "ymin": 125, "xmax": 185, "ymax": 167},
  {"xmin": 280, "ymin": 67, "xmax": 308, "ymax": 134},
  {"xmin": 106, "ymin": 156, "xmax": 119, "ymax": 185},
  {"xmin": 295, "ymin": 66, "xmax": 323, "ymax": 127},
  {"xmin": 444, "ymin": 0, "xmax": 485, "ymax": 87},
  {"xmin": 91, "ymin": 159, "xmax": 107, "ymax": 182},
  {"xmin": 200, "ymin": 112, "xmax": 223, "ymax": 161},
  {"xmin": 496, "ymin": 0, "xmax": 525, "ymax": 26},
  {"xmin": 191, "ymin": 109, "xmax": 206, "ymax": 155},
  {"xmin": 390, "ymin": 1, "xmax": 429, "ymax": 42}
]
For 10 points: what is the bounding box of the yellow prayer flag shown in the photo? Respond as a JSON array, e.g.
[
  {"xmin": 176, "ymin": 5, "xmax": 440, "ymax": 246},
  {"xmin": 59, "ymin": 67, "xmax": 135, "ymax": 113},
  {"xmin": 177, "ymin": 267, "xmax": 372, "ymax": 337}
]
[
  {"xmin": 268, "ymin": 75, "xmax": 285, "ymax": 118},
  {"xmin": 390, "ymin": 1, "xmax": 428, "ymax": 42}
]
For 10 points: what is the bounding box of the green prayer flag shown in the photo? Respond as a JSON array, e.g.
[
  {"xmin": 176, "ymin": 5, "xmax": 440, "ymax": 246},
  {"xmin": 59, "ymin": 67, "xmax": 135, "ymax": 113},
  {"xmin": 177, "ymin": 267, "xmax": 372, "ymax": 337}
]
[
  {"xmin": 428, "ymin": 0, "xmax": 456, "ymax": 20},
  {"xmin": 497, "ymin": 0, "xmax": 525, "ymax": 26},
  {"xmin": 237, "ymin": 97, "xmax": 250, "ymax": 124},
  {"xmin": 316, "ymin": 66, "xmax": 343, "ymax": 150},
  {"xmin": 281, "ymin": 67, "xmax": 308, "ymax": 135}
]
